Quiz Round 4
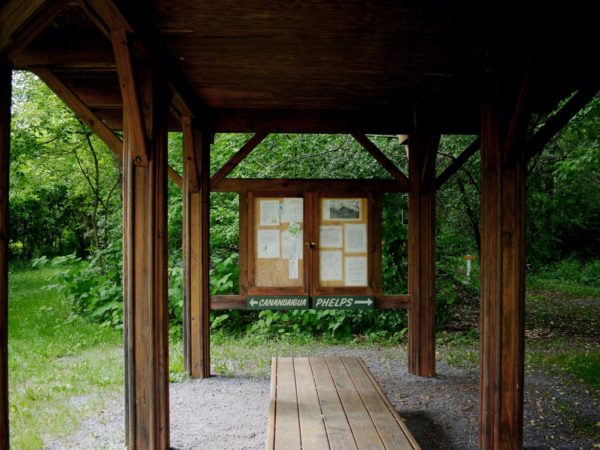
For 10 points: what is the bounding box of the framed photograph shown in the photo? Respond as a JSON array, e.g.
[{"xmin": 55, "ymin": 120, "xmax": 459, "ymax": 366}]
[{"xmin": 322, "ymin": 199, "xmax": 361, "ymax": 221}]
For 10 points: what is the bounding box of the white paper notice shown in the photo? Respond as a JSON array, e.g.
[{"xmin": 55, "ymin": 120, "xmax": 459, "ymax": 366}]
[
  {"xmin": 259, "ymin": 200, "xmax": 280, "ymax": 226},
  {"xmin": 344, "ymin": 223, "xmax": 367, "ymax": 253},
  {"xmin": 257, "ymin": 229, "xmax": 280, "ymax": 258},
  {"xmin": 281, "ymin": 197, "xmax": 303, "ymax": 223},
  {"xmin": 289, "ymin": 258, "xmax": 299, "ymax": 280},
  {"xmin": 319, "ymin": 225, "xmax": 343, "ymax": 248},
  {"xmin": 320, "ymin": 250, "xmax": 343, "ymax": 281},
  {"xmin": 282, "ymin": 231, "xmax": 303, "ymax": 259},
  {"xmin": 345, "ymin": 256, "xmax": 368, "ymax": 286}
]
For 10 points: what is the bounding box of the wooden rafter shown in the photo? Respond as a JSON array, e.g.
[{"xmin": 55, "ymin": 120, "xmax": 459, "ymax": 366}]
[
  {"xmin": 527, "ymin": 85, "xmax": 600, "ymax": 161},
  {"xmin": 34, "ymin": 67, "xmax": 183, "ymax": 188},
  {"xmin": 82, "ymin": 0, "xmax": 208, "ymax": 121},
  {"xmin": 209, "ymin": 132, "xmax": 268, "ymax": 189},
  {"xmin": 434, "ymin": 137, "xmax": 480, "ymax": 189},
  {"xmin": 351, "ymin": 133, "xmax": 409, "ymax": 186},
  {"xmin": 0, "ymin": 0, "xmax": 69, "ymax": 60}
]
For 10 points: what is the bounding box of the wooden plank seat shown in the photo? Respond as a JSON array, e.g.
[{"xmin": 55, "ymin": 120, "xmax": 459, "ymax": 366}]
[{"xmin": 267, "ymin": 356, "xmax": 420, "ymax": 450}]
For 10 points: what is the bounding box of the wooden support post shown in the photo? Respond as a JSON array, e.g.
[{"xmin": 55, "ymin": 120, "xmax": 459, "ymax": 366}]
[
  {"xmin": 182, "ymin": 116, "xmax": 211, "ymax": 378},
  {"xmin": 407, "ymin": 123, "xmax": 439, "ymax": 377},
  {"xmin": 0, "ymin": 60, "xmax": 12, "ymax": 450},
  {"xmin": 479, "ymin": 61, "xmax": 528, "ymax": 450},
  {"xmin": 115, "ymin": 37, "xmax": 170, "ymax": 449}
]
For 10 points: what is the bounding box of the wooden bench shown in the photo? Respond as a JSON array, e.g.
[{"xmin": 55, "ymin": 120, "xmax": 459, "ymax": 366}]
[{"xmin": 267, "ymin": 356, "xmax": 420, "ymax": 450}]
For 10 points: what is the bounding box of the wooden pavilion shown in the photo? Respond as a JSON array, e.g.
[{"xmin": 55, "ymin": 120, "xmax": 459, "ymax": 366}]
[{"xmin": 0, "ymin": 1, "xmax": 598, "ymax": 449}]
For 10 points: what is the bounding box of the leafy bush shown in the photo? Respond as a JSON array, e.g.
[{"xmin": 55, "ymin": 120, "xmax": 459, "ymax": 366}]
[{"xmin": 35, "ymin": 243, "xmax": 123, "ymax": 327}]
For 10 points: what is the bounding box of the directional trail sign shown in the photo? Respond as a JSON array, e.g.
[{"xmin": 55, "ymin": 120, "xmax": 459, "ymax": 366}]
[
  {"xmin": 312, "ymin": 296, "xmax": 374, "ymax": 310},
  {"xmin": 247, "ymin": 296, "xmax": 309, "ymax": 310}
]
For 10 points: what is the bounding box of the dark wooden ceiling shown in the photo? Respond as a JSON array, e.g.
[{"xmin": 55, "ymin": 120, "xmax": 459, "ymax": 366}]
[{"xmin": 9, "ymin": 0, "xmax": 600, "ymax": 134}]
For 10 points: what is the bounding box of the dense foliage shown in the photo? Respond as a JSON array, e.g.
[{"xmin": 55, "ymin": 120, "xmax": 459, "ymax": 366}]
[{"xmin": 9, "ymin": 72, "xmax": 600, "ymax": 337}]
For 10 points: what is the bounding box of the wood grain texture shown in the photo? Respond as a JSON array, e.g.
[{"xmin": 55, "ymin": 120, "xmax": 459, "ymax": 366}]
[
  {"xmin": 268, "ymin": 357, "xmax": 419, "ymax": 449},
  {"xmin": 213, "ymin": 178, "xmax": 407, "ymax": 193},
  {"xmin": 111, "ymin": 28, "xmax": 148, "ymax": 165},
  {"xmin": 407, "ymin": 125, "xmax": 440, "ymax": 377},
  {"xmin": 434, "ymin": 137, "xmax": 480, "ymax": 189},
  {"xmin": 0, "ymin": 59, "xmax": 12, "ymax": 450},
  {"xmin": 122, "ymin": 60, "xmax": 170, "ymax": 450},
  {"xmin": 293, "ymin": 358, "xmax": 329, "ymax": 450},
  {"xmin": 351, "ymin": 133, "xmax": 409, "ymax": 186},
  {"xmin": 274, "ymin": 358, "xmax": 301, "ymax": 450},
  {"xmin": 210, "ymin": 132, "xmax": 268, "ymax": 188},
  {"xmin": 479, "ymin": 61, "xmax": 527, "ymax": 450},
  {"xmin": 0, "ymin": 0, "xmax": 68, "ymax": 59},
  {"xmin": 182, "ymin": 118, "xmax": 210, "ymax": 378}
]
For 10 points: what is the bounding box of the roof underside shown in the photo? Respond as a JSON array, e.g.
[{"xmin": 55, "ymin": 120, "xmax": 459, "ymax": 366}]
[{"xmin": 9, "ymin": 0, "xmax": 600, "ymax": 134}]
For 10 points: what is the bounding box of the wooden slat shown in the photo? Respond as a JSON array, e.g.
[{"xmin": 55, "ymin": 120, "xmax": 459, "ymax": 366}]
[
  {"xmin": 343, "ymin": 357, "xmax": 418, "ymax": 450},
  {"xmin": 351, "ymin": 133, "xmax": 409, "ymax": 186},
  {"xmin": 266, "ymin": 358, "xmax": 277, "ymax": 450},
  {"xmin": 274, "ymin": 358, "xmax": 301, "ymax": 450},
  {"xmin": 407, "ymin": 126, "xmax": 440, "ymax": 377},
  {"xmin": 326, "ymin": 357, "xmax": 385, "ymax": 450},
  {"xmin": 0, "ymin": 59, "xmax": 12, "ymax": 450},
  {"xmin": 309, "ymin": 358, "xmax": 358, "ymax": 450},
  {"xmin": 209, "ymin": 132, "xmax": 268, "ymax": 189},
  {"xmin": 213, "ymin": 178, "xmax": 408, "ymax": 193},
  {"xmin": 434, "ymin": 137, "xmax": 480, "ymax": 189},
  {"xmin": 293, "ymin": 358, "xmax": 329, "ymax": 450}
]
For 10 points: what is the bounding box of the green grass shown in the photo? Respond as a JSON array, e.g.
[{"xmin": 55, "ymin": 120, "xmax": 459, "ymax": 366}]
[{"xmin": 8, "ymin": 267, "xmax": 123, "ymax": 449}]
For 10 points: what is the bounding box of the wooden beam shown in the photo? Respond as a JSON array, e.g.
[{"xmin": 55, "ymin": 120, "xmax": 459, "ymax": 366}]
[
  {"xmin": 34, "ymin": 67, "xmax": 123, "ymax": 156},
  {"xmin": 351, "ymin": 133, "xmax": 409, "ymax": 185},
  {"xmin": 111, "ymin": 28, "xmax": 148, "ymax": 165},
  {"xmin": 182, "ymin": 117, "xmax": 211, "ymax": 378},
  {"xmin": 210, "ymin": 132, "xmax": 268, "ymax": 189},
  {"xmin": 407, "ymin": 124, "xmax": 440, "ymax": 378},
  {"xmin": 212, "ymin": 178, "xmax": 408, "ymax": 193},
  {"xmin": 121, "ymin": 59, "xmax": 170, "ymax": 450},
  {"xmin": 34, "ymin": 68, "xmax": 183, "ymax": 188},
  {"xmin": 434, "ymin": 137, "xmax": 480, "ymax": 189},
  {"xmin": 0, "ymin": 59, "xmax": 12, "ymax": 450},
  {"xmin": 83, "ymin": 0, "xmax": 208, "ymax": 121},
  {"xmin": 479, "ymin": 60, "xmax": 528, "ymax": 450},
  {"xmin": 527, "ymin": 85, "xmax": 600, "ymax": 160},
  {"xmin": 211, "ymin": 108, "xmax": 479, "ymax": 134},
  {"xmin": 14, "ymin": 27, "xmax": 115, "ymax": 69},
  {"xmin": 0, "ymin": 0, "xmax": 69, "ymax": 60}
]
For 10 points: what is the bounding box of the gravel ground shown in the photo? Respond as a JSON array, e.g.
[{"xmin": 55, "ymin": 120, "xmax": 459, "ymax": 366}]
[{"xmin": 46, "ymin": 344, "xmax": 599, "ymax": 450}]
